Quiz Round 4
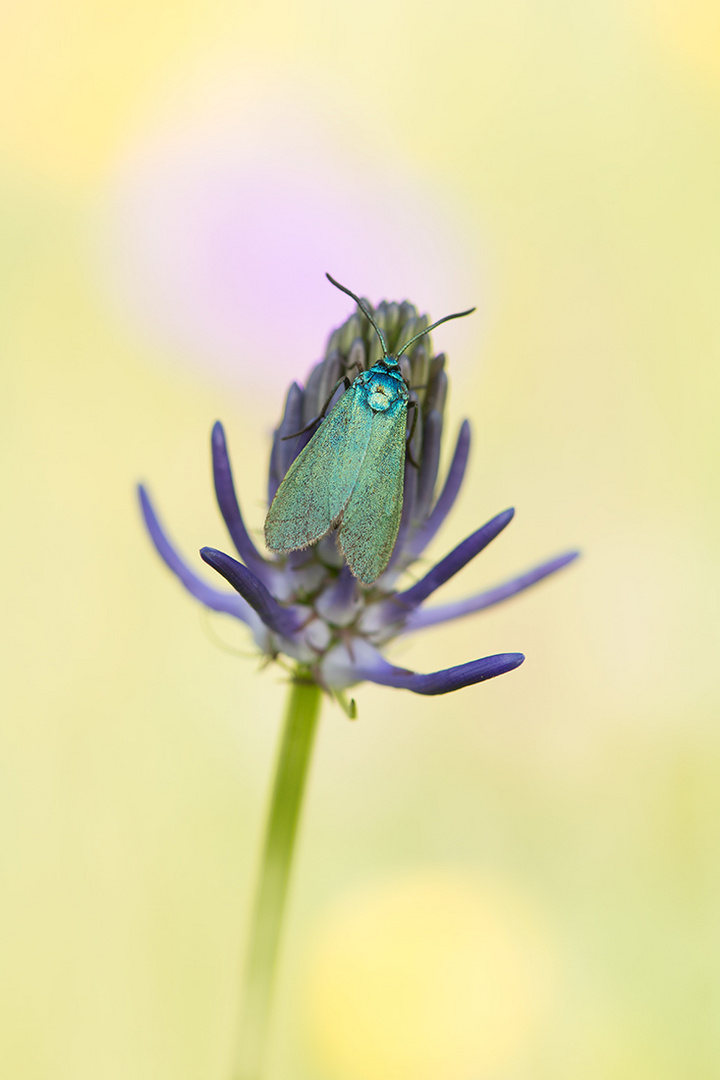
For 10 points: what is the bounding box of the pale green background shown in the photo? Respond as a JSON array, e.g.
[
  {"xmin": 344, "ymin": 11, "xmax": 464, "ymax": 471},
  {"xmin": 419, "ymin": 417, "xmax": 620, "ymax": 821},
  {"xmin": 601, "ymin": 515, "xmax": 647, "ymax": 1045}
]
[{"xmin": 2, "ymin": 1, "xmax": 719, "ymax": 1078}]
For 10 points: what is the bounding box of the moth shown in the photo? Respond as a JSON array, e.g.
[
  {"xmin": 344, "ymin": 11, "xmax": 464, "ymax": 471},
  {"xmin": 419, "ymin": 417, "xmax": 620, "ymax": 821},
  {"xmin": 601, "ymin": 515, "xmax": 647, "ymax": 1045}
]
[{"xmin": 264, "ymin": 274, "xmax": 474, "ymax": 584}]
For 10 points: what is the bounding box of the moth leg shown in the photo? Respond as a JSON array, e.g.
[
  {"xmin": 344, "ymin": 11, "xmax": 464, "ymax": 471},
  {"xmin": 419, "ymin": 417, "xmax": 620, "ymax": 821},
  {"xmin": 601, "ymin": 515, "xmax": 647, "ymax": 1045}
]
[
  {"xmin": 406, "ymin": 399, "xmax": 420, "ymax": 468},
  {"xmin": 281, "ymin": 377, "xmax": 351, "ymax": 440}
]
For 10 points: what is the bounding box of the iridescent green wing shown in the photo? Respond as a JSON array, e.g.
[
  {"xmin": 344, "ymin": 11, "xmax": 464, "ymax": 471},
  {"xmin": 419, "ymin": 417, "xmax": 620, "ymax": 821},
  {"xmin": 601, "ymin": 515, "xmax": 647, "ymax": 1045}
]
[
  {"xmin": 339, "ymin": 398, "xmax": 407, "ymax": 584},
  {"xmin": 264, "ymin": 386, "xmax": 373, "ymax": 553}
]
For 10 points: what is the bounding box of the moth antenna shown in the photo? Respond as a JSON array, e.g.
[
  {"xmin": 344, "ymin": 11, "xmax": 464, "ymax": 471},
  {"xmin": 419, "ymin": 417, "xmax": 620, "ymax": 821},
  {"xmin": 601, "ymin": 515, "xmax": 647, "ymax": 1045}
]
[
  {"xmin": 395, "ymin": 306, "xmax": 476, "ymax": 359},
  {"xmin": 326, "ymin": 272, "xmax": 389, "ymax": 358}
]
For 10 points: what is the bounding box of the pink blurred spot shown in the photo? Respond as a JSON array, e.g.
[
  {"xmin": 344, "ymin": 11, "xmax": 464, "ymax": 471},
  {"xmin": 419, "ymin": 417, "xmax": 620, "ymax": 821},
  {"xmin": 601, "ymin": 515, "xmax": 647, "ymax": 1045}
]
[{"xmin": 99, "ymin": 78, "xmax": 485, "ymax": 391}]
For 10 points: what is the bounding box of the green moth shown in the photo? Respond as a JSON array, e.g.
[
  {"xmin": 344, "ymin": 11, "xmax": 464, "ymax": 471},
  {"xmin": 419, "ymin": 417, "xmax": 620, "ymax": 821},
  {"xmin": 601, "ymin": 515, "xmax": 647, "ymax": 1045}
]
[{"xmin": 264, "ymin": 274, "xmax": 475, "ymax": 585}]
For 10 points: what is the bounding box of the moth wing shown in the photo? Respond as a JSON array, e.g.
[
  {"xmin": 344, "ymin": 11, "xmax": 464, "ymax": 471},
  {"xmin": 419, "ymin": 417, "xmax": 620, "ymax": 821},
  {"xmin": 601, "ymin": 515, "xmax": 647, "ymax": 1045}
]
[
  {"xmin": 264, "ymin": 387, "xmax": 373, "ymax": 553},
  {"xmin": 339, "ymin": 399, "xmax": 407, "ymax": 584}
]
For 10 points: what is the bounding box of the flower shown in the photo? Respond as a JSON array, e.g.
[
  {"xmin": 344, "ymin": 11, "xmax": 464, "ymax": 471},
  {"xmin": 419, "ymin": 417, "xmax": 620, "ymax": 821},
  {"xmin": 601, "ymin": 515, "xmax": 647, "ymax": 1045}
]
[{"xmin": 138, "ymin": 295, "xmax": 578, "ymax": 700}]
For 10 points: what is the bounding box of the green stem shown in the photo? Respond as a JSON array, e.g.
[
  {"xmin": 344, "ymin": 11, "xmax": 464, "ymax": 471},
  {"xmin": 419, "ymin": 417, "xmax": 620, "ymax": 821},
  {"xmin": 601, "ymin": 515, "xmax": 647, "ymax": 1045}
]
[{"xmin": 235, "ymin": 672, "xmax": 323, "ymax": 1080}]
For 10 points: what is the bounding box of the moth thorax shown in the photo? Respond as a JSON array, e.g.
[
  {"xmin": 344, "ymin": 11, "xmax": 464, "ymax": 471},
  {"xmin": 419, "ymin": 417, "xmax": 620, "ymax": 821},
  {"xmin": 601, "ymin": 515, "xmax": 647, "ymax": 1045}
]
[{"xmin": 366, "ymin": 381, "xmax": 396, "ymax": 411}]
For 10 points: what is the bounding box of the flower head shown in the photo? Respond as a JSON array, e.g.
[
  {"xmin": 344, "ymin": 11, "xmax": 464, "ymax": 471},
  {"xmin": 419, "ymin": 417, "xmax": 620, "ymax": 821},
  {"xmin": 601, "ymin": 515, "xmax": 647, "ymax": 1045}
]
[{"xmin": 139, "ymin": 292, "xmax": 578, "ymax": 701}]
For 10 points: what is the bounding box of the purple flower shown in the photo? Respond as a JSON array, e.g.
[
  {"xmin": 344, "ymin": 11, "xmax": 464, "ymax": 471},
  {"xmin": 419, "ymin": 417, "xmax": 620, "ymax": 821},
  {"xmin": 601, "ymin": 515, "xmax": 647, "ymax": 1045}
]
[{"xmin": 139, "ymin": 295, "xmax": 578, "ymax": 699}]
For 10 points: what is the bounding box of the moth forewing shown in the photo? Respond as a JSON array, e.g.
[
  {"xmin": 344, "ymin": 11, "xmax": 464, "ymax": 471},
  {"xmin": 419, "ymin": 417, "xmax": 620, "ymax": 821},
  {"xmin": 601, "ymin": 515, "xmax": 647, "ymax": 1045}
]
[
  {"xmin": 264, "ymin": 387, "xmax": 372, "ymax": 554},
  {"xmin": 339, "ymin": 395, "xmax": 408, "ymax": 585}
]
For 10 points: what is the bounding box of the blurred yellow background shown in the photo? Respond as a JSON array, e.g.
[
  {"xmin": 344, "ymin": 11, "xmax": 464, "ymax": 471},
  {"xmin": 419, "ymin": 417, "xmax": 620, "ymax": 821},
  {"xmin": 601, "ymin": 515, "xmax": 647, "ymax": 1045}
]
[{"xmin": 2, "ymin": 0, "xmax": 719, "ymax": 1077}]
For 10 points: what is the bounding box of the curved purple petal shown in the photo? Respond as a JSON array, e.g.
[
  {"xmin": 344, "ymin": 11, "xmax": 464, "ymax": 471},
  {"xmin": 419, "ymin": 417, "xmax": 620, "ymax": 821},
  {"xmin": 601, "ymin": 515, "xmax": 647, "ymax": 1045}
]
[
  {"xmin": 404, "ymin": 420, "xmax": 471, "ymax": 559},
  {"xmin": 321, "ymin": 638, "xmax": 524, "ymax": 694},
  {"xmin": 138, "ymin": 486, "xmax": 254, "ymax": 623},
  {"xmin": 394, "ymin": 508, "xmax": 515, "ymax": 613},
  {"xmin": 200, "ymin": 547, "xmax": 301, "ymax": 638},
  {"xmin": 403, "ymin": 550, "xmax": 581, "ymax": 632},
  {"xmin": 415, "ymin": 409, "xmax": 442, "ymax": 520},
  {"xmin": 356, "ymin": 650, "xmax": 525, "ymax": 695},
  {"xmin": 212, "ymin": 422, "xmax": 271, "ymax": 580},
  {"xmin": 301, "ymin": 358, "xmax": 327, "ymax": 426},
  {"xmin": 268, "ymin": 382, "xmax": 303, "ymax": 502}
]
